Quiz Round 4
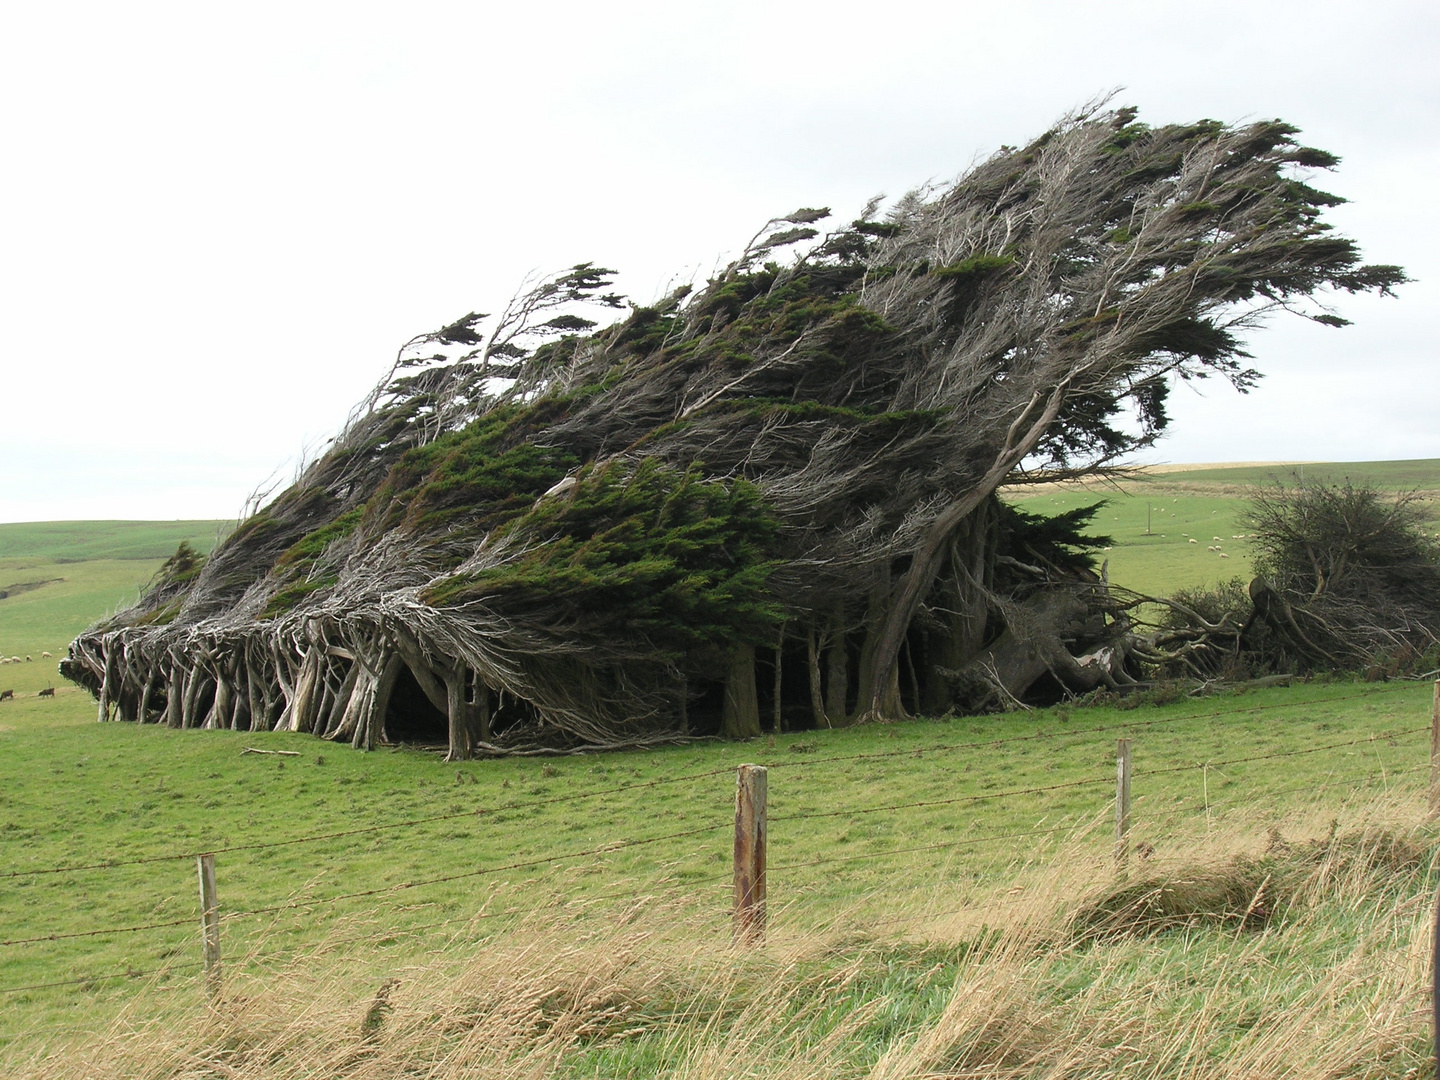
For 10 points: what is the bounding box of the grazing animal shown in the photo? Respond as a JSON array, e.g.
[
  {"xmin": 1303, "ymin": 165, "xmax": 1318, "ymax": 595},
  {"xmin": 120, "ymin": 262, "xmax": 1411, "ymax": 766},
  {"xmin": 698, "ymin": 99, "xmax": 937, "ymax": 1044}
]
[
  {"xmin": 1219, "ymin": 553, "xmax": 1230, "ymax": 559},
  {"xmin": 37, "ymin": 687, "xmax": 54, "ymax": 698},
  {"xmin": 0, "ymin": 690, "xmax": 12, "ymax": 702},
  {"xmin": 1188, "ymin": 538, "xmax": 1198, "ymax": 544},
  {"xmin": 40, "ymin": 650, "xmax": 52, "ymax": 658},
  {"xmin": 24, "ymin": 656, "xmax": 31, "ymax": 662}
]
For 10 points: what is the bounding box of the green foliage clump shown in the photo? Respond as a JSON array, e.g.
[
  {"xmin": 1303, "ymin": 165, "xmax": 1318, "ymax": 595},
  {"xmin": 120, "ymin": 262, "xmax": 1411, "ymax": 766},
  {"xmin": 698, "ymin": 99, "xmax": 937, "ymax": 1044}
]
[
  {"xmin": 995, "ymin": 500, "xmax": 1112, "ymax": 581},
  {"xmin": 263, "ymin": 577, "xmax": 338, "ymax": 618},
  {"xmin": 275, "ymin": 508, "xmax": 363, "ymax": 573},
  {"xmin": 367, "ymin": 407, "xmax": 577, "ymax": 535},
  {"xmin": 152, "ymin": 541, "xmax": 205, "ymax": 589},
  {"xmin": 423, "ymin": 459, "xmax": 782, "ymax": 654},
  {"xmin": 1247, "ymin": 480, "xmax": 1440, "ymax": 610},
  {"xmin": 1157, "ymin": 577, "xmax": 1253, "ymax": 632}
]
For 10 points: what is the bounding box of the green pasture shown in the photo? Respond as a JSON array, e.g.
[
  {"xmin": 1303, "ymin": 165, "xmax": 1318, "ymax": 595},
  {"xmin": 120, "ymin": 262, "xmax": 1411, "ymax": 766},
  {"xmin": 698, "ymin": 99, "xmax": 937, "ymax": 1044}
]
[
  {"xmin": 1011, "ymin": 490, "xmax": 1251, "ymax": 597},
  {"xmin": 2, "ymin": 484, "xmax": 1439, "ymax": 1049},
  {"xmin": 0, "ymin": 675, "xmax": 1431, "ymax": 1041},
  {"xmin": 1009, "ymin": 456, "xmax": 1440, "ymax": 597},
  {"xmin": 0, "ymin": 521, "xmax": 227, "ymax": 667},
  {"xmin": 0, "ymin": 520, "xmax": 230, "ymax": 563}
]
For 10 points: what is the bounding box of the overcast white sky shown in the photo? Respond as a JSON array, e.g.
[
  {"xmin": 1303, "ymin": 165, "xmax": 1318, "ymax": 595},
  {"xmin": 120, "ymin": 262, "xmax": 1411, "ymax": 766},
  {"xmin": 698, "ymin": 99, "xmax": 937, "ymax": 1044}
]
[{"xmin": 1, "ymin": 0, "xmax": 1434, "ymax": 523}]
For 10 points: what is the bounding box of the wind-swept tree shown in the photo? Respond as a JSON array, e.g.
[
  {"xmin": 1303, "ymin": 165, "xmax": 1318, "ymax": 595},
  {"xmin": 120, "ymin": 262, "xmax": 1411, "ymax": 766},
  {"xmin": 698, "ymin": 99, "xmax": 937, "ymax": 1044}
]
[{"xmin": 64, "ymin": 104, "xmax": 1404, "ymax": 754}]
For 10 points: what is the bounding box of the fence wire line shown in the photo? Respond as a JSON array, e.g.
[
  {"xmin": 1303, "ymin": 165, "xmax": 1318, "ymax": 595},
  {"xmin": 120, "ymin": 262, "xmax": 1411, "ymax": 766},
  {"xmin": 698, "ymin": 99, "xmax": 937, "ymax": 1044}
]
[
  {"xmin": 1179, "ymin": 762, "xmax": 1430, "ymax": 814},
  {"xmin": 219, "ymin": 821, "xmax": 732, "ymax": 927},
  {"xmin": 772, "ymin": 775, "xmax": 1115, "ymax": 824},
  {"xmin": 4, "ymin": 683, "xmax": 1418, "ymax": 883},
  {"xmin": 231, "ymin": 874, "xmax": 736, "ymax": 971},
  {"xmin": 759, "ymin": 682, "xmax": 1421, "ymax": 775},
  {"xmin": 2, "ymin": 764, "xmax": 739, "ymax": 881},
  {"xmin": 1, "ymin": 916, "xmax": 197, "ymax": 949},
  {"xmin": 7, "ymin": 760, "xmax": 1425, "ymax": 1005},
  {"xmin": 768, "ymin": 823, "xmax": 1078, "ymax": 872},
  {"xmin": 6, "ymin": 730, "xmax": 1427, "ymax": 951},
  {"xmin": 1145, "ymin": 727, "xmax": 1428, "ymax": 776},
  {"xmin": 0, "ymin": 963, "xmax": 195, "ymax": 997},
  {"xmin": 2, "ymin": 821, "xmax": 731, "ymax": 950}
]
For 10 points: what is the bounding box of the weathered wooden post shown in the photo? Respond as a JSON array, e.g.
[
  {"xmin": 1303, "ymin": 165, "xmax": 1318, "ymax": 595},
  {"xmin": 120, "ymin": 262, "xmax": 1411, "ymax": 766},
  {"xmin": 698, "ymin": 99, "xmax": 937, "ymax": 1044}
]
[
  {"xmin": 733, "ymin": 764, "xmax": 767, "ymax": 945},
  {"xmin": 1115, "ymin": 738, "xmax": 1132, "ymax": 869},
  {"xmin": 197, "ymin": 853, "xmax": 221, "ymax": 998},
  {"xmin": 1429, "ymin": 681, "xmax": 1440, "ymax": 818}
]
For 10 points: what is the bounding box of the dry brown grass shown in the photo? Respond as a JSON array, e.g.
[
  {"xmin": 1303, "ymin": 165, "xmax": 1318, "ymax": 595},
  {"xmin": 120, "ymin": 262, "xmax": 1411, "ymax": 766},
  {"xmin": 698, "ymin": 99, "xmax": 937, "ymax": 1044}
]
[{"xmin": 7, "ymin": 797, "xmax": 1435, "ymax": 1080}]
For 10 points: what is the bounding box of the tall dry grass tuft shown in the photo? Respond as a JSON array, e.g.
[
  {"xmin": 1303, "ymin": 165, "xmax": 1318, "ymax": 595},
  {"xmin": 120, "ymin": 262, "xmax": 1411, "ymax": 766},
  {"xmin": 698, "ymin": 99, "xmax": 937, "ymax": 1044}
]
[{"xmin": 7, "ymin": 795, "xmax": 1435, "ymax": 1079}]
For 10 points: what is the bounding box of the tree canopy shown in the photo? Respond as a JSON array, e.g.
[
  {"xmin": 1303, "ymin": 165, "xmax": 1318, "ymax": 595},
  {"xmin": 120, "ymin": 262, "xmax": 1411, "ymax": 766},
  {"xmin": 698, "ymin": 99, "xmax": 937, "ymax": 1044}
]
[{"xmin": 63, "ymin": 105, "xmax": 1406, "ymax": 754}]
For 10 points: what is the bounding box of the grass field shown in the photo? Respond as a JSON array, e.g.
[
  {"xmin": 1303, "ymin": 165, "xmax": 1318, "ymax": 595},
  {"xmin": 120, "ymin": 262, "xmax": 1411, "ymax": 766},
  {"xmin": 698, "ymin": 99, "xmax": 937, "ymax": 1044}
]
[
  {"xmin": 2, "ymin": 470, "xmax": 1439, "ymax": 1077},
  {"xmin": 2, "ymin": 677, "xmax": 1433, "ymax": 1075},
  {"xmin": 0, "ymin": 520, "xmax": 228, "ymax": 670},
  {"xmin": 1008, "ymin": 456, "xmax": 1440, "ymax": 598}
]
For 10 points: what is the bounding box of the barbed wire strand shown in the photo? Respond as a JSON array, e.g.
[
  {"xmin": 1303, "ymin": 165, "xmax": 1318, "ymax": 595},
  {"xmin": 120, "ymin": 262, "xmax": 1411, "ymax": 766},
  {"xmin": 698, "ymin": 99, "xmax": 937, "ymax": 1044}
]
[
  {"xmin": 0, "ymin": 963, "xmax": 194, "ymax": 997},
  {"xmin": 1, "ymin": 764, "xmax": 740, "ymax": 880},
  {"xmin": 5, "ymin": 682, "xmax": 1418, "ymax": 882},
  {"xmin": 219, "ymin": 821, "xmax": 732, "ymax": 926},
  {"xmin": 773, "ymin": 775, "xmax": 1114, "ymax": 824},
  {"xmin": 6, "ymin": 731, "xmax": 1428, "ymax": 952}
]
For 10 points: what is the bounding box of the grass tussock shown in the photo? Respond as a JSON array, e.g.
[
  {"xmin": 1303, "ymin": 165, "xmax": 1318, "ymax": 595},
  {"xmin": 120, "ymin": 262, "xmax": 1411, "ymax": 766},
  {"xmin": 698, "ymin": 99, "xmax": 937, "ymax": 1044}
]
[
  {"xmin": 1071, "ymin": 823, "xmax": 1432, "ymax": 942},
  {"xmin": 7, "ymin": 803, "xmax": 1436, "ymax": 1080}
]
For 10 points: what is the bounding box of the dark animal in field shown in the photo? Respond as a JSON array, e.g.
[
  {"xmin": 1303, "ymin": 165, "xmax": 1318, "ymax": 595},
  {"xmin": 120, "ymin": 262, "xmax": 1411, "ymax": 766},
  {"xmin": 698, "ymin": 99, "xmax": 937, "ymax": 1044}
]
[
  {"xmin": 0, "ymin": 690, "xmax": 12, "ymax": 701},
  {"xmin": 36, "ymin": 686, "xmax": 54, "ymax": 698}
]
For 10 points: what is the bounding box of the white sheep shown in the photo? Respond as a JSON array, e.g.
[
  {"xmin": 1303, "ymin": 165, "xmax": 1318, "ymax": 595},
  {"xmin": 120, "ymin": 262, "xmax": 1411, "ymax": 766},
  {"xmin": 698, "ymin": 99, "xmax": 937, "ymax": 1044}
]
[
  {"xmin": 40, "ymin": 651, "xmax": 51, "ymax": 658},
  {"xmin": 1188, "ymin": 538, "xmax": 1198, "ymax": 543},
  {"xmin": 1219, "ymin": 553, "xmax": 1230, "ymax": 559}
]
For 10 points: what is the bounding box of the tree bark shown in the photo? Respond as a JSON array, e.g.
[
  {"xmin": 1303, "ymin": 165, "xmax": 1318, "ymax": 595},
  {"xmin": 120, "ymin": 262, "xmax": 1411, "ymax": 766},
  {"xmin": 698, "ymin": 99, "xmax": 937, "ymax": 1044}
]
[
  {"xmin": 860, "ymin": 389, "xmax": 1065, "ymax": 719},
  {"xmin": 181, "ymin": 668, "xmax": 207, "ymax": 729},
  {"xmin": 298, "ymin": 647, "xmax": 325, "ymax": 734},
  {"xmin": 362, "ymin": 649, "xmax": 404, "ymax": 750},
  {"xmin": 165, "ymin": 662, "xmax": 184, "ymax": 729},
  {"xmin": 96, "ymin": 645, "xmax": 114, "ymax": 723},
  {"xmin": 444, "ymin": 665, "xmax": 472, "ymax": 761},
  {"xmin": 206, "ymin": 673, "xmax": 232, "ymax": 731},
  {"xmin": 772, "ymin": 624, "xmax": 785, "ymax": 734},
  {"xmin": 318, "ymin": 660, "xmax": 359, "ymax": 739},
  {"xmin": 246, "ymin": 648, "xmax": 267, "ymax": 732},
  {"xmin": 824, "ymin": 615, "xmax": 848, "ymax": 724},
  {"xmin": 470, "ymin": 676, "xmax": 492, "ymax": 745},
  {"xmin": 138, "ymin": 675, "xmax": 153, "ymax": 725},
  {"xmin": 722, "ymin": 643, "xmax": 761, "ymax": 739},
  {"xmin": 807, "ymin": 628, "xmax": 829, "ymax": 728}
]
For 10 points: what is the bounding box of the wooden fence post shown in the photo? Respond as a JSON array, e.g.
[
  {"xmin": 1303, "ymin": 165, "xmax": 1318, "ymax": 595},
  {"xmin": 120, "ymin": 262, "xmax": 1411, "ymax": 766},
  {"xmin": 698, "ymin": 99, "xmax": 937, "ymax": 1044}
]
[
  {"xmin": 733, "ymin": 764, "xmax": 767, "ymax": 945},
  {"xmin": 1430, "ymin": 681, "xmax": 1440, "ymax": 818},
  {"xmin": 1115, "ymin": 739, "xmax": 1132, "ymax": 868},
  {"xmin": 197, "ymin": 853, "xmax": 221, "ymax": 997}
]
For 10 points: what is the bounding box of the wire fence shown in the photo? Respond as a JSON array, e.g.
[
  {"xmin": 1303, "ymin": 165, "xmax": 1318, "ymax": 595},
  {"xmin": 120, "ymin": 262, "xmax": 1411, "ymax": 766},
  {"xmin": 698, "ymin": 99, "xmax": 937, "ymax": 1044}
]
[{"xmin": 1, "ymin": 680, "xmax": 1431, "ymax": 1013}]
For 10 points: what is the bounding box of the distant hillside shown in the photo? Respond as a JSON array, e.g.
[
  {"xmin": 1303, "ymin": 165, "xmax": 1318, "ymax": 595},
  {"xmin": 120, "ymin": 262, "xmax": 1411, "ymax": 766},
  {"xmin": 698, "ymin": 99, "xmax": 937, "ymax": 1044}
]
[
  {"xmin": 1131, "ymin": 458, "xmax": 1440, "ymax": 495},
  {"xmin": 0, "ymin": 520, "xmax": 232, "ymax": 562}
]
